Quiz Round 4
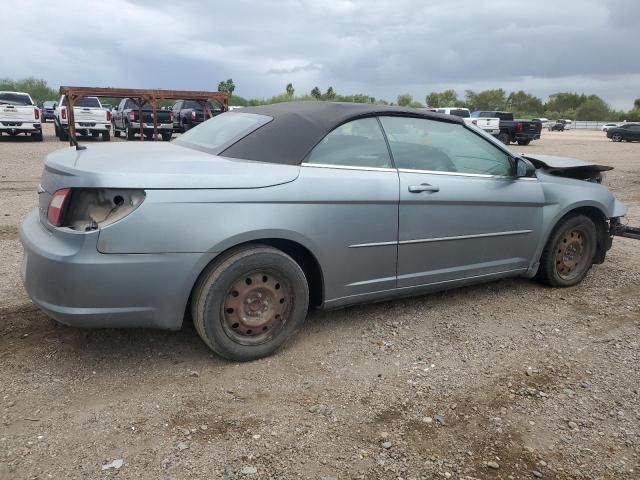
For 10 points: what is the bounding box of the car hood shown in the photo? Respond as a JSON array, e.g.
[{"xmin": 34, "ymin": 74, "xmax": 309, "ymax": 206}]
[
  {"xmin": 41, "ymin": 142, "xmax": 300, "ymax": 191},
  {"xmin": 523, "ymin": 154, "xmax": 613, "ymax": 173}
]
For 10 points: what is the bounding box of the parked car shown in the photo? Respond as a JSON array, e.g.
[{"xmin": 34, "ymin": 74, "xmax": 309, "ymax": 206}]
[
  {"xmin": 601, "ymin": 123, "xmax": 619, "ymax": 132},
  {"xmin": 548, "ymin": 120, "xmax": 568, "ymax": 131},
  {"xmin": 606, "ymin": 123, "xmax": 640, "ymax": 142},
  {"xmin": 20, "ymin": 102, "xmax": 630, "ymax": 361},
  {"xmin": 471, "ymin": 110, "xmax": 541, "ymax": 145},
  {"xmin": 112, "ymin": 98, "xmax": 173, "ymax": 141},
  {"xmin": 54, "ymin": 95, "xmax": 111, "ymax": 141},
  {"xmin": 435, "ymin": 107, "xmax": 500, "ymax": 136},
  {"xmin": 560, "ymin": 119, "xmax": 573, "ymax": 130},
  {"xmin": 0, "ymin": 91, "xmax": 43, "ymax": 141},
  {"xmin": 172, "ymin": 100, "xmax": 222, "ymax": 132},
  {"xmin": 41, "ymin": 101, "xmax": 56, "ymax": 123}
]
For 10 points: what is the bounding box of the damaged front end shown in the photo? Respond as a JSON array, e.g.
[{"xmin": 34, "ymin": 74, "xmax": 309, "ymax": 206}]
[
  {"xmin": 610, "ymin": 219, "xmax": 640, "ymax": 241},
  {"xmin": 523, "ymin": 154, "xmax": 612, "ymax": 184}
]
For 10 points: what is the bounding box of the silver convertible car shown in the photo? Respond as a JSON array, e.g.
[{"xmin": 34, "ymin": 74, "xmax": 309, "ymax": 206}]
[{"xmin": 21, "ymin": 102, "xmax": 634, "ymax": 361}]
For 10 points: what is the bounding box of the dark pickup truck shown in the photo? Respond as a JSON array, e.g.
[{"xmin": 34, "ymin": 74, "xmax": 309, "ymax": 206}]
[
  {"xmin": 172, "ymin": 100, "xmax": 222, "ymax": 133},
  {"xmin": 112, "ymin": 98, "xmax": 174, "ymax": 141},
  {"xmin": 471, "ymin": 111, "xmax": 542, "ymax": 146}
]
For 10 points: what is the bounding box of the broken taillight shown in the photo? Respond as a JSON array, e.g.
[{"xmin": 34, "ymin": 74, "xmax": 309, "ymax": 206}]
[
  {"xmin": 57, "ymin": 189, "xmax": 145, "ymax": 231},
  {"xmin": 47, "ymin": 188, "xmax": 71, "ymax": 226}
]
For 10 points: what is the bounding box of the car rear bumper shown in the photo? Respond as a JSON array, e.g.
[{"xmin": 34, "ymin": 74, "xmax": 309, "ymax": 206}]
[
  {"xmin": 60, "ymin": 122, "xmax": 110, "ymax": 132},
  {"xmin": 19, "ymin": 209, "xmax": 212, "ymax": 330},
  {"xmin": 0, "ymin": 122, "xmax": 41, "ymax": 133}
]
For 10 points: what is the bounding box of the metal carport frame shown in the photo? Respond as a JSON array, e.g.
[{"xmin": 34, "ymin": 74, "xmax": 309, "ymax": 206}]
[{"xmin": 59, "ymin": 86, "xmax": 230, "ymax": 149}]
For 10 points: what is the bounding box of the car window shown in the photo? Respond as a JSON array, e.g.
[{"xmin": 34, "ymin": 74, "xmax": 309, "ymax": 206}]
[
  {"xmin": 305, "ymin": 117, "xmax": 392, "ymax": 169},
  {"xmin": 177, "ymin": 111, "xmax": 271, "ymax": 152},
  {"xmin": 379, "ymin": 116, "xmax": 512, "ymax": 176},
  {"xmin": 0, "ymin": 92, "xmax": 33, "ymax": 106}
]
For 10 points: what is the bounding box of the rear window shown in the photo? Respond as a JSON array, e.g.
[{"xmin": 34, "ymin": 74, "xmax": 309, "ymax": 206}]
[
  {"xmin": 448, "ymin": 109, "xmax": 470, "ymax": 118},
  {"xmin": 61, "ymin": 97, "xmax": 101, "ymax": 108},
  {"xmin": 0, "ymin": 92, "xmax": 33, "ymax": 106},
  {"xmin": 175, "ymin": 112, "xmax": 272, "ymax": 153}
]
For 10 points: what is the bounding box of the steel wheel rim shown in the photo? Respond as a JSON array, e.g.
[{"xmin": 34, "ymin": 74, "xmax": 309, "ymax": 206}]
[
  {"xmin": 554, "ymin": 228, "xmax": 589, "ymax": 281},
  {"xmin": 221, "ymin": 270, "xmax": 291, "ymax": 346}
]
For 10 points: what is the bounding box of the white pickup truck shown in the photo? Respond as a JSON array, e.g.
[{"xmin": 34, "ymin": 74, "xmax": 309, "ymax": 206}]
[
  {"xmin": 54, "ymin": 95, "xmax": 111, "ymax": 142},
  {"xmin": 0, "ymin": 91, "xmax": 43, "ymax": 141},
  {"xmin": 435, "ymin": 107, "xmax": 500, "ymax": 136}
]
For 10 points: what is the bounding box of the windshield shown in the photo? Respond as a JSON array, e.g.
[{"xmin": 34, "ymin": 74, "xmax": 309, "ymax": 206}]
[
  {"xmin": 0, "ymin": 92, "xmax": 33, "ymax": 106},
  {"xmin": 175, "ymin": 112, "xmax": 271, "ymax": 153},
  {"xmin": 43, "ymin": 101, "xmax": 56, "ymax": 108}
]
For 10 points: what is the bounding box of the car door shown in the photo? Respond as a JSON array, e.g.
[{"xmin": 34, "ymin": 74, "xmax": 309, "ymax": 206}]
[
  {"xmin": 379, "ymin": 115, "xmax": 545, "ymax": 288},
  {"xmin": 298, "ymin": 117, "xmax": 399, "ymax": 301},
  {"xmin": 630, "ymin": 125, "xmax": 640, "ymax": 140}
]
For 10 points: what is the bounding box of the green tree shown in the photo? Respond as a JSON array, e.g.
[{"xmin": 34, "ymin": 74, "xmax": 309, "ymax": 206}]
[
  {"xmin": 634, "ymin": 98, "xmax": 640, "ymax": 110},
  {"xmin": 544, "ymin": 93, "xmax": 586, "ymax": 116},
  {"xmin": 397, "ymin": 93, "xmax": 414, "ymax": 107},
  {"xmin": 0, "ymin": 77, "xmax": 58, "ymax": 105},
  {"xmin": 425, "ymin": 89, "xmax": 459, "ymax": 108},
  {"xmin": 465, "ymin": 89, "xmax": 507, "ymax": 111},
  {"xmin": 286, "ymin": 83, "xmax": 294, "ymax": 97},
  {"xmin": 324, "ymin": 86, "xmax": 336, "ymax": 100},
  {"xmin": 217, "ymin": 78, "xmax": 235, "ymax": 95},
  {"xmin": 311, "ymin": 86, "xmax": 322, "ymax": 99},
  {"xmin": 507, "ymin": 90, "xmax": 544, "ymax": 116},
  {"xmin": 574, "ymin": 95, "xmax": 610, "ymax": 120}
]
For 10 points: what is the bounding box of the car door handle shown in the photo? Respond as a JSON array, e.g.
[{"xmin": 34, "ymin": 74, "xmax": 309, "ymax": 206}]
[{"xmin": 408, "ymin": 183, "xmax": 440, "ymax": 193}]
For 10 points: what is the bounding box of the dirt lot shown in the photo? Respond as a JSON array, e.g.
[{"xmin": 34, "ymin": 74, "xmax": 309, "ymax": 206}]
[{"xmin": 1, "ymin": 125, "xmax": 639, "ymax": 480}]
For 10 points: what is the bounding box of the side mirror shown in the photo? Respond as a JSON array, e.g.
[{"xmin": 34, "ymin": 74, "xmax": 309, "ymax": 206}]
[{"xmin": 515, "ymin": 157, "xmax": 536, "ymax": 178}]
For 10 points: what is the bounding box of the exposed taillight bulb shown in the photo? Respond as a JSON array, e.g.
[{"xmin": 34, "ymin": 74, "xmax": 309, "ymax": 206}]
[{"xmin": 47, "ymin": 188, "xmax": 71, "ymax": 226}]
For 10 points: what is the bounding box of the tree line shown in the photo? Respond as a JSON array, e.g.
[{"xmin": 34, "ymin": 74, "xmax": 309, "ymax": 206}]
[{"xmin": 3, "ymin": 77, "xmax": 638, "ymax": 121}]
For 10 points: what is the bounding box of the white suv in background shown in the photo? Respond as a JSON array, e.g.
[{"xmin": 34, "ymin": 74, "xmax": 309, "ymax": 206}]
[
  {"xmin": 435, "ymin": 107, "xmax": 500, "ymax": 136},
  {"xmin": 54, "ymin": 95, "xmax": 111, "ymax": 141},
  {"xmin": 0, "ymin": 91, "xmax": 43, "ymax": 141}
]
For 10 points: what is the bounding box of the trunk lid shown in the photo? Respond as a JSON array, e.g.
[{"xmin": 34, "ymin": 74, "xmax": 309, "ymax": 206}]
[
  {"xmin": 0, "ymin": 104, "xmax": 36, "ymax": 122},
  {"xmin": 131, "ymin": 110, "xmax": 172, "ymax": 124},
  {"xmin": 72, "ymin": 106, "xmax": 107, "ymax": 123},
  {"xmin": 40, "ymin": 142, "xmax": 300, "ymax": 193}
]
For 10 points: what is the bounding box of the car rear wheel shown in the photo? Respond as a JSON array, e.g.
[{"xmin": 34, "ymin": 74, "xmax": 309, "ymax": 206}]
[
  {"xmin": 102, "ymin": 131, "xmax": 110, "ymax": 141},
  {"xmin": 161, "ymin": 132, "xmax": 172, "ymax": 141},
  {"xmin": 611, "ymin": 133, "xmax": 623, "ymax": 142},
  {"xmin": 536, "ymin": 214, "xmax": 597, "ymax": 287},
  {"xmin": 59, "ymin": 128, "xmax": 68, "ymax": 141},
  {"xmin": 125, "ymin": 123, "xmax": 136, "ymax": 141},
  {"xmin": 31, "ymin": 131, "xmax": 43, "ymax": 142},
  {"xmin": 517, "ymin": 139, "xmax": 531, "ymax": 146},
  {"xmin": 497, "ymin": 132, "xmax": 510, "ymax": 144},
  {"xmin": 192, "ymin": 245, "xmax": 309, "ymax": 362}
]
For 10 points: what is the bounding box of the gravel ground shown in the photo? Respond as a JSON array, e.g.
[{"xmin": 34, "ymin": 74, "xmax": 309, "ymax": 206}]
[{"xmin": 1, "ymin": 125, "xmax": 639, "ymax": 480}]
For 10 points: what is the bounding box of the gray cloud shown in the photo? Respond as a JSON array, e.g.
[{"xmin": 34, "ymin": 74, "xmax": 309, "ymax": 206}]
[{"xmin": 2, "ymin": 0, "xmax": 639, "ymax": 108}]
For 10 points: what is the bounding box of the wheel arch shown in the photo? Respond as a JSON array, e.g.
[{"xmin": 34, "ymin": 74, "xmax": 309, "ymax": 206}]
[
  {"xmin": 185, "ymin": 237, "xmax": 325, "ymax": 326},
  {"xmin": 540, "ymin": 204, "xmax": 610, "ymax": 268}
]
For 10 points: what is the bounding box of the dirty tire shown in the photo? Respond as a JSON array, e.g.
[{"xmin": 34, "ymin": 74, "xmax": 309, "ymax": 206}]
[
  {"xmin": 497, "ymin": 131, "xmax": 510, "ymax": 145},
  {"xmin": 192, "ymin": 245, "xmax": 309, "ymax": 362},
  {"xmin": 536, "ymin": 214, "xmax": 597, "ymax": 287}
]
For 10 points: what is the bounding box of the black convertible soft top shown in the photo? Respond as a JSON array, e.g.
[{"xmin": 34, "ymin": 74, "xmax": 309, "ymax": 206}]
[{"xmin": 220, "ymin": 101, "xmax": 463, "ymax": 165}]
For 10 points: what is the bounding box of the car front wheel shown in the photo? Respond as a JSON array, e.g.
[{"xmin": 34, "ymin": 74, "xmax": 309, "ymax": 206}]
[
  {"xmin": 611, "ymin": 133, "xmax": 623, "ymax": 142},
  {"xmin": 536, "ymin": 214, "xmax": 597, "ymax": 287},
  {"xmin": 192, "ymin": 245, "xmax": 309, "ymax": 361}
]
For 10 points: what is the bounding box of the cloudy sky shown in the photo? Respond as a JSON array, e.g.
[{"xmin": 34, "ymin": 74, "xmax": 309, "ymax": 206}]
[{"xmin": 4, "ymin": 0, "xmax": 639, "ymax": 108}]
